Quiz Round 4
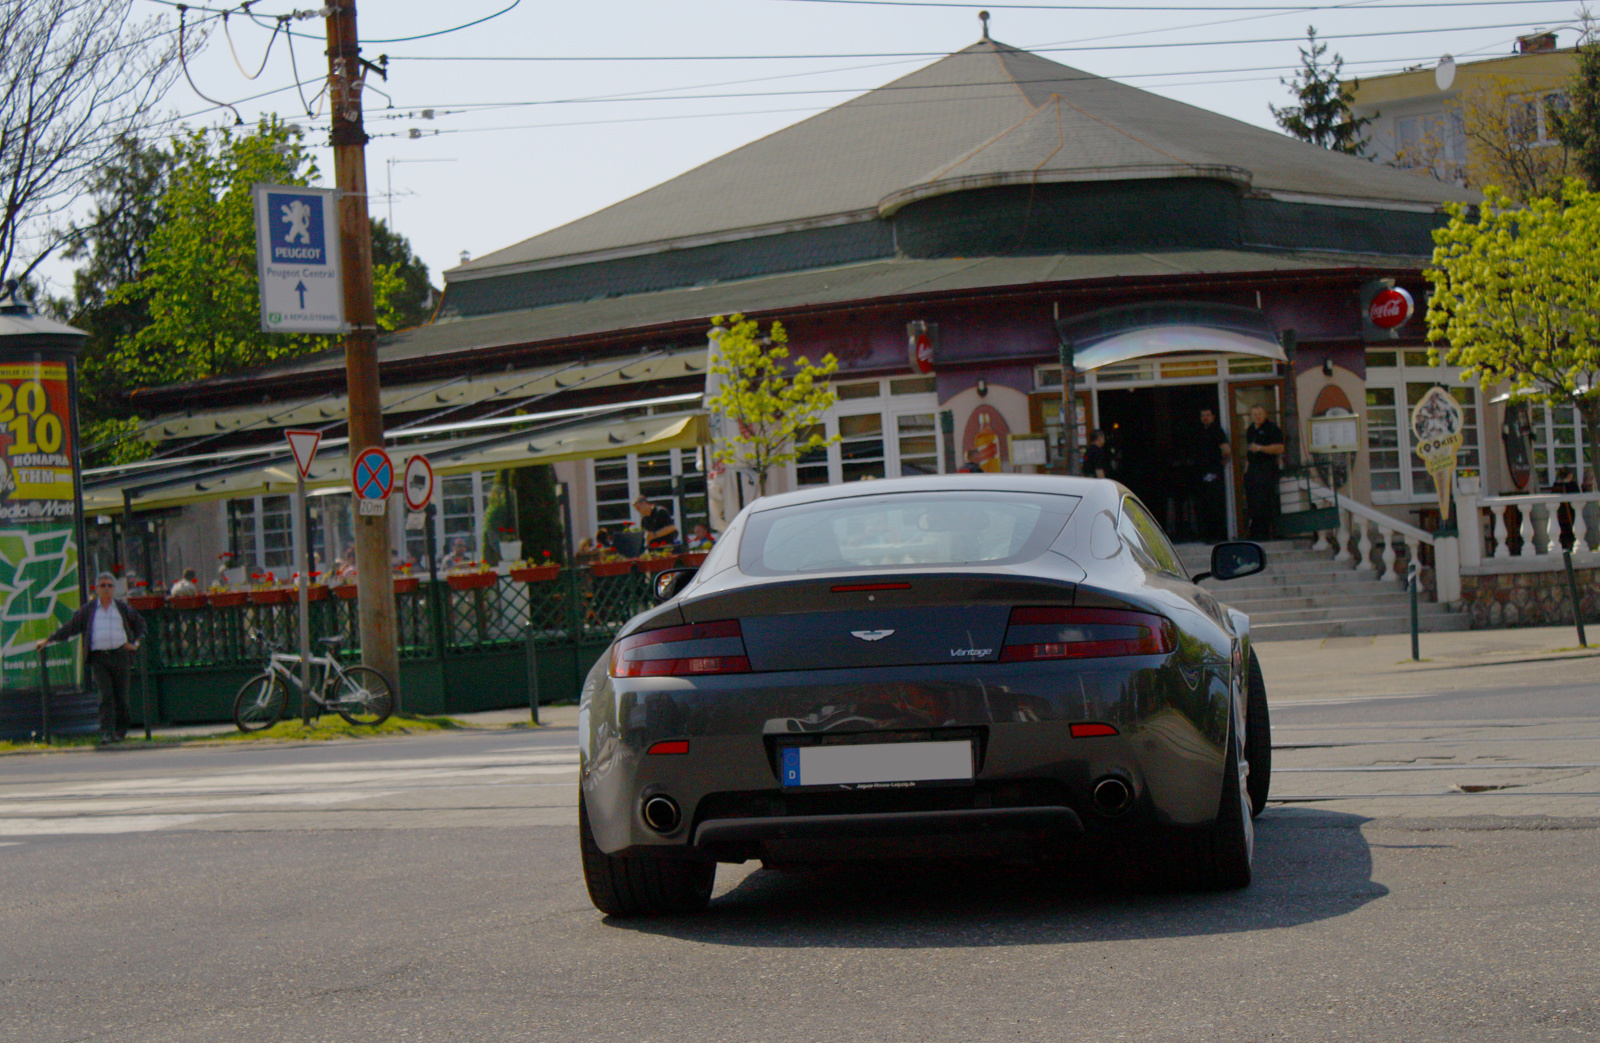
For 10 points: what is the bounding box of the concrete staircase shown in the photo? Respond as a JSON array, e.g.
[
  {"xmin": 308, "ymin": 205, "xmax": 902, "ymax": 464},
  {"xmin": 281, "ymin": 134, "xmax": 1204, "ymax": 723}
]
[{"xmin": 1178, "ymin": 539, "xmax": 1471, "ymax": 642}]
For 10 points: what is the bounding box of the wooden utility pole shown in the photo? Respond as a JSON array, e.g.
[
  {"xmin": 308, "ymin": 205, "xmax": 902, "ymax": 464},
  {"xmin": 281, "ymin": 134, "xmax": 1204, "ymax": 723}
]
[{"xmin": 325, "ymin": 1, "xmax": 401, "ymax": 698}]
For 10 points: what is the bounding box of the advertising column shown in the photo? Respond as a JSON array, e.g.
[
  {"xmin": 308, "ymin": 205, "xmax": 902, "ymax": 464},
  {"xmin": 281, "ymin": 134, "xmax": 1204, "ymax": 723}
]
[{"xmin": 0, "ymin": 303, "xmax": 87, "ymax": 711}]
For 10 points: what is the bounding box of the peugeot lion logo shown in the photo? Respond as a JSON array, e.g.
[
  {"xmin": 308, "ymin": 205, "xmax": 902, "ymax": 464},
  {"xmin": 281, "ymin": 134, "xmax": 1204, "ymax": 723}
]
[{"xmin": 850, "ymin": 629, "xmax": 894, "ymax": 642}]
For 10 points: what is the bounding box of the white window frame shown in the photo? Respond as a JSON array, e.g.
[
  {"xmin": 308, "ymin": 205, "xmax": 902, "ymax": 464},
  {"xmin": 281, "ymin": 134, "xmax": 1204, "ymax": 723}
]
[
  {"xmin": 584, "ymin": 448, "xmax": 706, "ymax": 541},
  {"xmin": 1526, "ymin": 402, "xmax": 1591, "ymax": 490},
  {"xmin": 1365, "ymin": 352, "xmax": 1485, "ymax": 505},
  {"xmin": 786, "ymin": 377, "xmax": 942, "ymax": 487}
]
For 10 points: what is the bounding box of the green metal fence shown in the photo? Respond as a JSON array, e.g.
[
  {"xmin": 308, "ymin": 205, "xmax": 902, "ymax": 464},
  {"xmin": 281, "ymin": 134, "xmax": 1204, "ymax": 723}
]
[{"xmin": 134, "ymin": 567, "xmax": 660, "ymax": 724}]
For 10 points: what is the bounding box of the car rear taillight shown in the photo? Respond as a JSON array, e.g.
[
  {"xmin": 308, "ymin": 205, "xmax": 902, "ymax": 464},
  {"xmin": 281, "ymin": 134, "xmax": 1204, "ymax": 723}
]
[
  {"xmin": 998, "ymin": 607, "xmax": 1176, "ymax": 662},
  {"xmin": 610, "ymin": 619, "xmax": 751, "ymax": 677}
]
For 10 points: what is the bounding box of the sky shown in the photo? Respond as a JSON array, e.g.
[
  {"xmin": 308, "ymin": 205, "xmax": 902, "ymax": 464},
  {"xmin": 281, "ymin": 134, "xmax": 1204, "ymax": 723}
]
[{"xmin": 42, "ymin": 0, "xmax": 1596, "ymax": 299}]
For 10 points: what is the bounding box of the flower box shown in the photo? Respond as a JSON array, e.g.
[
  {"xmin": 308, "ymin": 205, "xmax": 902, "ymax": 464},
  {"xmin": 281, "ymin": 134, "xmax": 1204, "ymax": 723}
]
[
  {"xmin": 249, "ymin": 588, "xmax": 295, "ymax": 605},
  {"xmin": 169, "ymin": 594, "xmax": 209, "ymax": 610},
  {"xmin": 446, "ymin": 571, "xmax": 498, "ymax": 591},
  {"xmin": 305, "ymin": 584, "xmax": 329, "ymax": 602},
  {"xmin": 333, "ymin": 584, "xmax": 360, "ymax": 600},
  {"xmin": 677, "ymin": 551, "xmax": 709, "ymax": 567},
  {"xmin": 206, "ymin": 591, "xmax": 249, "ymax": 608},
  {"xmin": 510, "ymin": 564, "xmax": 561, "ymax": 583},
  {"xmin": 394, "ymin": 576, "xmax": 421, "ymax": 594},
  {"xmin": 127, "ymin": 594, "xmax": 167, "ymax": 611},
  {"xmin": 587, "ymin": 561, "xmax": 633, "ymax": 578},
  {"xmin": 637, "ymin": 556, "xmax": 677, "ymax": 573}
]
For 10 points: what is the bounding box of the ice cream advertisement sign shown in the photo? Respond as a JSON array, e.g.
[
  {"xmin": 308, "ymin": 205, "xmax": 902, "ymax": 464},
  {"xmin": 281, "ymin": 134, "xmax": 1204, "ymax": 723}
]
[{"xmin": 1411, "ymin": 386, "xmax": 1464, "ymax": 521}]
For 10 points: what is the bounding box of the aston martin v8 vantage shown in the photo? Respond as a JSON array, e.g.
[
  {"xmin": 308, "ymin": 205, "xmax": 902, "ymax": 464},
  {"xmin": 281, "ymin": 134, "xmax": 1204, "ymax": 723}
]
[{"xmin": 577, "ymin": 475, "xmax": 1270, "ymax": 916}]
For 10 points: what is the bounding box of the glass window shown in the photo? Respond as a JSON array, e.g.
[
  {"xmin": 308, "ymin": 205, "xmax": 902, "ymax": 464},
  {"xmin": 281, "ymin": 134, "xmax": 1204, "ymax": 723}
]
[
  {"xmin": 896, "ymin": 413, "xmax": 939, "ymax": 476},
  {"xmin": 835, "ymin": 381, "xmax": 878, "ymax": 401},
  {"xmin": 1528, "ymin": 402, "xmax": 1589, "ymax": 489},
  {"xmin": 838, "ymin": 413, "xmax": 886, "ymax": 482},
  {"xmin": 1366, "ymin": 386, "xmax": 1403, "ymax": 494},
  {"xmin": 795, "ymin": 423, "xmax": 830, "ymax": 487},
  {"xmin": 889, "ymin": 376, "xmax": 937, "ymax": 396},
  {"xmin": 740, "ymin": 491, "xmax": 1079, "ymax": 575},
  {"xmin": 586, "ymin": 448, "xmax": 708, "ymax": 539},
  {"xmin": 1119, "ymin": 496, "xmax": 1185, "ymax": 576}
]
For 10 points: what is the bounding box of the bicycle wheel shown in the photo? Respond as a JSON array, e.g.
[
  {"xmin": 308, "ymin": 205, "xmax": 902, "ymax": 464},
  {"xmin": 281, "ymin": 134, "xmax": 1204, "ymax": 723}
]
[
  {"xmin": 233, "ymin": 674, "xmax": 287, "ymax": 733},
  {"xmin": 333, "ymin": 665, "xmax": 394, "ymax": 726}
]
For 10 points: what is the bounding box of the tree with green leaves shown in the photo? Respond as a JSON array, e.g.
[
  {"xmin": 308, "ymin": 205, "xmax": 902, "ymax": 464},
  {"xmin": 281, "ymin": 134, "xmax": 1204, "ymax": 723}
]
[
  {"xmin": 0, "ymin": 0, "xmax": 197, "ymax": 288},
  {"xmin": 110, "ymin": 119, "xmax": 329, "ymax": 387},
  {"xmin": 370, "ymin": 218, "xmax": 435, "ymax": 330},
  {"xmin": 1270, "ymin": 27, "xmax": 1373, "ymax": 156},
  {"xmin": 706, "ymin": 314, "xmax": 839, "ymax": 496},
  {"xmin": 1426, "ymin": 180, "xmax": 1600, "ymax": 477},
  {"xmin": 1556, "ymin": 36, "xmax": 1600, "ymax": 191},
  {"xmin": 57, "ymin": 134, "xmax": 172, "ymax": 462}
]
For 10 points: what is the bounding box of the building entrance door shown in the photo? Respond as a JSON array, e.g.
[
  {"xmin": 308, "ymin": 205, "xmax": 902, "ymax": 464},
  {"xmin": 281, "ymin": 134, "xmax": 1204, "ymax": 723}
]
[
  {"xmin": 1229, "ymin": 379, "xmax": 1285, "ymax": 537},
  {"xmin": 1096, "ymin": 383, "xmax": 1223, "ymax": 541}
]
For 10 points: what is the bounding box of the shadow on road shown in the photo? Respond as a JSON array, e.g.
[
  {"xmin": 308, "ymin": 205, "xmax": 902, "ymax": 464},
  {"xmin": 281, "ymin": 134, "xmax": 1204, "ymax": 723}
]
[{"xmin": 614, "ymin": 808, "xmax": 1385, "ymax": 947}]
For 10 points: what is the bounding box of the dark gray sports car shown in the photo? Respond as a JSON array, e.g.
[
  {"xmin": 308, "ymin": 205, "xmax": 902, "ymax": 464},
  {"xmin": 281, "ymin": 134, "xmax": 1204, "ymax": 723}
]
[{"xmin": 577, "ymin": 475, "xmax": 1270, "ymax": 916}]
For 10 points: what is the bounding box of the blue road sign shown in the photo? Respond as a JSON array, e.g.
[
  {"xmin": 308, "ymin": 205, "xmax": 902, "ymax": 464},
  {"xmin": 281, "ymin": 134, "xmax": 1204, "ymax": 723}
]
[
  {"xmin": 352, "ymin": 447, "xmax": 394, "ymax": 501},
  {"xmin": 253, "ymin": 183, "xmax": 343, "ymax": 334}
]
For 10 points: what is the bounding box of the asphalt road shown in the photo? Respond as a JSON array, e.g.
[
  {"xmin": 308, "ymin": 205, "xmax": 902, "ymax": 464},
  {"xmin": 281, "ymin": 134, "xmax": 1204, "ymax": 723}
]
[{"xmin": 1, "ymin": 679, "xmax": 1597, "ymax": 1042}]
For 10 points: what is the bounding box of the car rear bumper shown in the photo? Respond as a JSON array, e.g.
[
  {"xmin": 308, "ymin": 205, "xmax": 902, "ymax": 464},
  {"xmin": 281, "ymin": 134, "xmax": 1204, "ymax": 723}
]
[{"xmin": 579, "ymin": 656, "xmax": 1232, "ymax": 858}]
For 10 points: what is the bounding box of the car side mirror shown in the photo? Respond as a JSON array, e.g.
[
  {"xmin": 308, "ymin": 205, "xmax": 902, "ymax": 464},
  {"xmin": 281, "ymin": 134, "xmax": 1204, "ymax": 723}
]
[
  {"xmin": 1194, "ymin": 541, "xmax": 1266, "ymax": 583},
  {"xmin": 652, "ymin": 566, "xmax": 699, "ymax": 602}
]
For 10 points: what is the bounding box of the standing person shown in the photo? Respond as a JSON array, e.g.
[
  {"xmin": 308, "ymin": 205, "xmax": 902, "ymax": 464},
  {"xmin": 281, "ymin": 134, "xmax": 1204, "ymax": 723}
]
[
  {"xmin": 1244, "ymin": 405, "xmax": 1286, "ymax": 540},
  {"xmin": 1081, "ymin": 430, "xmax": 1108, "ymax": 478},
  {"xmin": 36, "ymin": 572, "xmax": 146, "ymax": 744},
  {"xmin": 1193, "ymin": 407, "xmax": 1232, "ymax": 542},
  {"xmin": 633, "ymin": 496, "xmax": 678, "ymax": 548},
  {"xmin": 169, "ymin": 568, "xmax": 200, "ymax": 597}
]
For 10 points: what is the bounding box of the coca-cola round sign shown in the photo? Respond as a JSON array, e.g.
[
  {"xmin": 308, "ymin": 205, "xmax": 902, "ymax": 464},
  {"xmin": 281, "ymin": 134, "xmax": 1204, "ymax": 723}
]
[{"xmin": 1369, "ymin": 286, "xmax": 1415, "ymax": 330}]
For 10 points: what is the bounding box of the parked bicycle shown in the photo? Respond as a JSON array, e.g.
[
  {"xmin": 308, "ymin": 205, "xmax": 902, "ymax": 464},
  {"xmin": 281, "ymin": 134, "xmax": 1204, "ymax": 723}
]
[{"xmin": 233, "ymin": 631, "xmax": 395, "ymax": 732}]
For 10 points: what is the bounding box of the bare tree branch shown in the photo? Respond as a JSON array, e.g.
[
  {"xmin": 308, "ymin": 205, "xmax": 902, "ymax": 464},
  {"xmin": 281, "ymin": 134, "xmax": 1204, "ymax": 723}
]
[{"xmin": 0, "ymin": 0, "xmax": 202, "ymax": 284}]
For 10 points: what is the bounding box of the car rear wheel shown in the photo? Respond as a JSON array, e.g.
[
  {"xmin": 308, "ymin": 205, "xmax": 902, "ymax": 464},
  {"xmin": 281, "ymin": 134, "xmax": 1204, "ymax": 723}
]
[
  {"xmin": 1163, "ymin": 717, "xmax": 1253, "ymax": 891},
  {"xmin": 1245, "ymin": 648, "xmax": 1271, "ymax": 818},
  {"xmin": 579, "ymin": 792, "xmax": 715, "ymax": 917}
]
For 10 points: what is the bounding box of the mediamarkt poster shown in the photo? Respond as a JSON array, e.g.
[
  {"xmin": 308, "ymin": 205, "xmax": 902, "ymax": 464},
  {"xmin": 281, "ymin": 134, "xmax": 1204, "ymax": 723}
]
[{"xmin": 0, "ymin": 362, "xmax": 81, "ymax": 688}]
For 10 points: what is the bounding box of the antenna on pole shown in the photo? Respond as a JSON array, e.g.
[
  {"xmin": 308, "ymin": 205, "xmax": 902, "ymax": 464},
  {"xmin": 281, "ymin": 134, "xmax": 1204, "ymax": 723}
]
[{"xmin": 979, "ymin": 10, "xmax": 991, "ymax": 40}]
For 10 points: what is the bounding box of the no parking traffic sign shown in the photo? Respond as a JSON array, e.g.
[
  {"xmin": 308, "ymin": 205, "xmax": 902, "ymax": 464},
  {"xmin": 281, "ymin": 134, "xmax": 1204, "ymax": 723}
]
[
  {"xmin": 352, "ymin": 446, "xmax": 394, "ymax": 516},
  {"xmin": 403, "ymin": 454, "xmax": 434, "ymax": 512}
]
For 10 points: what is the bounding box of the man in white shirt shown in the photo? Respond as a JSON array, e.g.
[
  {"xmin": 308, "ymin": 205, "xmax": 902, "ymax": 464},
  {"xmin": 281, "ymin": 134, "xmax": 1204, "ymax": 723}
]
[{"xmin": 37, "ymin": 572, "xmax": 147, "ymax": 744}]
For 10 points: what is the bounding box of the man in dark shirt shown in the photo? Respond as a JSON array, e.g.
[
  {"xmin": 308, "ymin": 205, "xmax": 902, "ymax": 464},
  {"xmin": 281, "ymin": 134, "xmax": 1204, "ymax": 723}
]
[
  {"xmin": 1081, "ymin": 430, "xmax": 1108, "ymax": 478},
  {"xmin": 1193, "ymin": 408, "xmax": 1231, "ymax": 542},
  {"xmin": 1244, "ymin": 405, "xmax": 1286, "ymax": 540},
  {"xmin": 633, "ymin": 497, "xmax": 678, "ymax": 548}
]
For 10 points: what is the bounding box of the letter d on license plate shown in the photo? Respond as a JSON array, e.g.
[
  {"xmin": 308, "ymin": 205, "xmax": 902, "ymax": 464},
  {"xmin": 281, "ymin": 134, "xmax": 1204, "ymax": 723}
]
[{"xmin": 780, "ymin": 740, "xmax": 973, "ymax": 788}]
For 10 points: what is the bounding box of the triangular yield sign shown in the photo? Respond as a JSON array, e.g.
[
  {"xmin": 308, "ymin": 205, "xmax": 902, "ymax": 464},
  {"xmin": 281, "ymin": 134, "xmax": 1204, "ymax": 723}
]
[{"xmin": 285, "ymin": 429, "xmax": 322, "ymax": 478}]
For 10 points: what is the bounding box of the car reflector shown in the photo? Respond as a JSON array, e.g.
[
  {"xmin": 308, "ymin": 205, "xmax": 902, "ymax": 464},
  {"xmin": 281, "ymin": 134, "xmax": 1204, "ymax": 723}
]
[
  {"xmin": 1069, "ymin": 722, "xmax": 1119, "ymax": 738},
  {"xmin": 647, "ymin": 739, "xmax": 690, "ymax": 755},
  {"xmin": 611, "ymin": 619, "xmax": 751, "ymax": 677},
  {"xmin": 998, "ymin": 607, "xmax": 1176, "ymax": 661}
]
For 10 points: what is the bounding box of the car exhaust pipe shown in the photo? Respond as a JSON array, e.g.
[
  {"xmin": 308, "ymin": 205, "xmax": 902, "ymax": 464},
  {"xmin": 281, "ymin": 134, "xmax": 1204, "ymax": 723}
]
[
  {"xmin": 1091, "ymin": 776, "xmax": 1133, "ymax": 816},
  {"xmin": 641, "ymin": 795, "xmax": 682, "ymax": 833}
]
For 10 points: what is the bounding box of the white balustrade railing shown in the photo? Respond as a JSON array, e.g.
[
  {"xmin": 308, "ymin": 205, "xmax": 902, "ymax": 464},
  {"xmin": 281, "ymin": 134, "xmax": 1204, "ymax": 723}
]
[
  {"xmin": 1306, "ymin": 482, "xmax": 1434, "ymax": 583},
  {"xmin": 1456, "ymin": 490, "xmax": 1600, "ymax": 568}
]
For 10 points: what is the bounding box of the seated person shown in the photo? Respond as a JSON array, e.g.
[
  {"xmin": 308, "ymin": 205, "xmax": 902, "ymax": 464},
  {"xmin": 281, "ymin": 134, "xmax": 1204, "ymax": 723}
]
[
  {"xmin": 687, "ymin": 522, "xmax": 716, "ymax": 549},
  {"xmin": 441, "ymin": 536, "xmax": 474, "ymax": 569},
  {"xmin": 169, "ymin": 568, "xmax": 200, "ymax": 597},
  {"xmin": 633, "ymin": 496, "xmax": 678, "ymax": 549}
]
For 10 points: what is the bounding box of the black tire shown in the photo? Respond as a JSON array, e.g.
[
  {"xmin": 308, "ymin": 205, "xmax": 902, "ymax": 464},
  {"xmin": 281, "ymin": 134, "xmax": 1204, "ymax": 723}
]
[
  {"xmin": 1245, "ymin": 647, "xmax": 1272, "ymax": 818},
  {"xmin": 333, "ymin": 666, "xmax": 394, "ymax": 726},
  {"xmin": 233, "ymin": 674, "xmax": 286, "ymax": 733},
  {"xmin": 579, "ymin": 792, "xmax": 714, "ymax": 917},
  {"xmin": 1163, "ymin": 716, "xmax": 1254, "ymax": 891}
]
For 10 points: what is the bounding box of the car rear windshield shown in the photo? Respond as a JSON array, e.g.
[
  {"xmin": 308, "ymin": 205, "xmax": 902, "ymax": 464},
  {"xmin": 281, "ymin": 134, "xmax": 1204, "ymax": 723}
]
[{"xmin": 738, "ymin": 490, "xmax": 1080, "ymax": 575}]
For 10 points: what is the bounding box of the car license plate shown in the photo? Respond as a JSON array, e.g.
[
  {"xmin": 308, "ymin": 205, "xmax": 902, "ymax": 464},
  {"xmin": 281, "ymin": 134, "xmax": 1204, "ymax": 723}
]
[{"xmin": 779, "ymin": 740, "xmax": 974, "ymax": 788}]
